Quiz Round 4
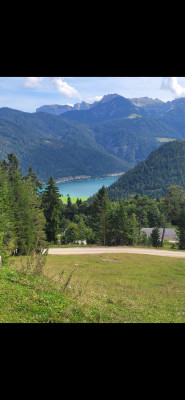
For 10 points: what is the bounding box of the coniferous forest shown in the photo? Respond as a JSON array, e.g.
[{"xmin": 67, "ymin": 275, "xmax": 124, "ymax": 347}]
[{"xmin": 1, "ymin": 153, "xmax": 185, "ymax": 264}]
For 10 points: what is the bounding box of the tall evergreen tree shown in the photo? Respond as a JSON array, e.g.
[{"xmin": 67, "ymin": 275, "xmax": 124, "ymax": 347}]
[
  {"xmin": 0, "ymin": 164, "xmax": 15, "ymax": 260},
  {"xmin": 116, "ymin": 199, "xmax": 132, "ymax": 245},
  {"xmin": 160, "ymin": 186, "xmax": 185, "ymax": 247},
  {"xmin": 41, "ymin": 176, "xmax": 61, "ymax": 243},
  {"xmin": 24, "ymin": 175, "xmax": 46, "ymax": 253},
  {"xmin": 150, "ymin": 227, "xmax": 161, "ymax": 248},
  {"xmin": 65, "ymin": 195, "xmax": 75, "ymax": 221},
  {"xmin": 91, "ymin": 186, "xmax": 110, "ymax": 245},
  {"xmin": 24, "ymin": 165, "xmax": 43, "ymax": 194},
  {"xmin": 0, "ymin": 154, "xmax": 46, "ymax": 255},
  {"xmin": 6, "ymin": 157, "xmax": 46, "ymax": 254},
  {"xmin": 176, "ymin": 202, "xmax": 185, "ymax": 249}
]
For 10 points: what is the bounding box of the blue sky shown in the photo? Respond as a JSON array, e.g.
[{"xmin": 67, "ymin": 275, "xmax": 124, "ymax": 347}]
[{"xmin": 0, "ymin": 77, "xmax": 185, "ymax": 113}]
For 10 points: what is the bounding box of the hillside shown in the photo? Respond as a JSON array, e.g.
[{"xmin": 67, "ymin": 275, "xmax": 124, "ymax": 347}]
[
  {"xmin": 0, "ymin": 108, "xmax": 129, "ymax": 181},
  {"xmin": 92, "ymin": 117, "xmax": 179, "ymax": 165},
  {"xmin": 2, "ymin": 94, "xmax": 185, "ymax": 182},
  {"xmin": 107, "ymin": 140, "xmax": 185, "ymax": 200}
]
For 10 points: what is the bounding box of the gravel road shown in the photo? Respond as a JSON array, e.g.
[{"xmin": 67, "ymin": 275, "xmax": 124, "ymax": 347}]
[{"xmin": 48, "ymin": 246, "xmax": 185, "ymax": 258}]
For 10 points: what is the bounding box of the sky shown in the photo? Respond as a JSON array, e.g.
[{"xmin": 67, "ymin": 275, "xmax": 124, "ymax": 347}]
[{"xmin": 0, "ymin": 77, "xmax": 185, "ymax": 113}]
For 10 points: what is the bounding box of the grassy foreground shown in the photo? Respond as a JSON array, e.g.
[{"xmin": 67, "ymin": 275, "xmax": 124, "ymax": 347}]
[{"xmin": 1, "ymin": 252, "xmax": 185, "ymax": 323}]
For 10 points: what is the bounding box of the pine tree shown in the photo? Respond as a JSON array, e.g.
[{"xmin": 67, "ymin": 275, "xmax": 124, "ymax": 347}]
[
  {"xmin": 0, "ymin": 164, "xmax": 15, "ymax": 260},
  {"xmin": 65, "ymin": 196, "xmax": 75, "ymax": 221},
  {"xmin": 177, "ymin": 202, "xmax": 185, "ymax": 249},
  {"xmin": 0, "ymin": 155, "xmax": 46, "ymax": 255},
  {"xmin": 116, "ymin": 199, "xmax": 132, "ymax": 245},
  {"xmin": 150, "ymin": 227, "xmax": 161, "ymax": 248},
  {"xmin": 7, "ymin": 158, "xmax": 46, "ymax": 254},
  {"xmin": 24, "ymin": 175, "xmax": 46, "ymax": 253},
  {"xmin": 41, "ymin": 176, "xmax": 61, "ymax": 243},
  {"xmin": 107, "ymin": 204, "xmax": 119, "ymax": 245},
  {"xmin": 160, "ymin": 185, "xmax": 185, "ymax": 247},
  {"xmin": 91, "ymin": 186, "xmax": 110, "ymax": 245},
  {"xmin": 24, "ymin": 165, "xmax": 43, "ymax": 194}
]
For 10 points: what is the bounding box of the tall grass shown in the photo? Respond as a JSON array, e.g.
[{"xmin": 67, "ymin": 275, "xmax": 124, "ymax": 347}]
[{"xmin": 1, "ymin": 252, "xmax": 185, "ymax": 323}]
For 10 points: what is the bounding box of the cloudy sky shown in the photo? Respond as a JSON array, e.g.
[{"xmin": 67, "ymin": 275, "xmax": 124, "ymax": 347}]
[{"xmin": 0, "ymin": 76, "xmax": 185, "ymax": 113}]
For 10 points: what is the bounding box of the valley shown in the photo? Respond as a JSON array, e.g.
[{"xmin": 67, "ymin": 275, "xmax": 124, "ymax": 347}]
[
  {"xmin": 1, "ymin": 93, "xmax": 185, "ymax": 182},
  {"xmin": 2, "ymin": 78, "xmax": 185, "ymax": 325}
]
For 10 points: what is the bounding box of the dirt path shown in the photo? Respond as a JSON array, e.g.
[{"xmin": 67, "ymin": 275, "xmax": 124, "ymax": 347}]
[{"xmin": 48, "ymin": 246, "xmax": 185, "ymax": 258}]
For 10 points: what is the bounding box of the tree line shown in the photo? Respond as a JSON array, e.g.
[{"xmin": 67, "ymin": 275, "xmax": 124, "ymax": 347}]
[{"xmin": 1, "ymin": 153, "xmax": 185, "ymax": 263}]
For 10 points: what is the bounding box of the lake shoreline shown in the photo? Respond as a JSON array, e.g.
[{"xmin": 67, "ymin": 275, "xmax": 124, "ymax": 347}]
[
  {"xmin": 55, "ymin": 172, "xmax": 124, "ymax": 184},
  {"xmin": 43, "ymin": 174, "xmax": 123, "ymax": 198}
]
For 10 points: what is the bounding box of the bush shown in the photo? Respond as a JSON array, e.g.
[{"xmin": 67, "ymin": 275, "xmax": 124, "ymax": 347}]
[
  {"xmin": 137, "ymin": 231, "xmax": 148, "ymax": 246},
  {"xmin": 150, "ymin": 227, "xmax": 161, "ymax": 248}
]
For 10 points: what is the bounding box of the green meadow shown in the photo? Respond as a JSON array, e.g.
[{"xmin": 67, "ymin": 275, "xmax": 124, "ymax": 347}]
[
  {"xmin": 1, "ymin": 252, "xmax": 185, "ymax": 323},
  {"xmin": 60, "ymin": 196, "xmax": 89, "ymax": 204}
]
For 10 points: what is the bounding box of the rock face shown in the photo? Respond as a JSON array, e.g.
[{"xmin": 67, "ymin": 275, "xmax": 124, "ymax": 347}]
[
  {"xmin": 36, "ymin": 101, "xmax": 98, "ymax": 115},
  {"xmin": 36, "ymin": 104, "xmax": 73, "ymax": 115}
]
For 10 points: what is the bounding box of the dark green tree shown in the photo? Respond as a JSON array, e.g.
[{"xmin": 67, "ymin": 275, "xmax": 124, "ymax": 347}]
[
  {"xmin": 91, "ymin": 186, "xmax": 110, "ymax": 245},
  {"xmin": 150, "ymin": 227, "xmax": 161, "ymax": 248},
  {"xmin": 64, "ymin": 195, "xmax": 75, "ymax": 221},
  {"xmin": 160, "ymin": 186, "xmax": 185, "ymax": 247},
  {"xmin": 109, "ymin": 199, "xmax": 132, "ymax": 245},
  {"xmin": 41, "ymin": 176, "xmax": 61, "ymax": 243},
  {"xmin": 4, "ymin": 154, "xmax": 46, "ymax": 254},
  {"xmin": 0, "ymin": 164, "xmax": 15, "ymax": 260},
  {"xmin": 24, "ymin": 165, "xmax": 43, "ymax": 194},
  {"xmin": 176, "ymin": 202, "xmax": 185, "ymax": 249}
]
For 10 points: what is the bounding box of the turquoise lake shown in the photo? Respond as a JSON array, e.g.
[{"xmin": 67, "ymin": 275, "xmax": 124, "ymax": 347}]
[{"xmin": 55, "ymin": 175, "xmax": 121, "ymax": 198}]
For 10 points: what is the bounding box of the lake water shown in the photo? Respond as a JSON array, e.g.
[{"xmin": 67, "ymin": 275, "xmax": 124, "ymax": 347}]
[{"xmin": 55, "ymin": 175, "xmax": 121, "ymax": 198}]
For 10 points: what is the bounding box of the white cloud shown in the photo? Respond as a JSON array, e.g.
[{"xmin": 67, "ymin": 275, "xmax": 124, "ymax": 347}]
[
  {"xmin": 24, "ymin": 77, "xmax": 80, "ymax": 99},
  {"xmin": 161, "ymin": 77, "xmax": 185, "ymax": 97},
  {"xmin": 51, "ymin": 77, "xmax": 80, "ymax": 98},
  {"xmin": 24, "ymin": 77, "xmax": 45, "ymax": 88},
  {"xmin": 88, "ymin": 95, "xmax": 103, "ymax": 103}
]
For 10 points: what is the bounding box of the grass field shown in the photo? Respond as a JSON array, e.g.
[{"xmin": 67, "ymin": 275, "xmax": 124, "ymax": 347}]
[
  {"xmin": 1, "ymin": 252, "xmax": 185, "ymax": 323},
  {"xmin": 60, "ymin": 196, "xmax": 88, "ymax": 204}
]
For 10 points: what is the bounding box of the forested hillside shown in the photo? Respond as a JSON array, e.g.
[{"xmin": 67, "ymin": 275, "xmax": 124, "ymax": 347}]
[
  {"xmin": 1, "ymin": 95, "xmax": 185, "ymax": 182},
  {"xmin": 107, "ymin": 140, "xmax": 185, "ymax": 200},
  {"xmin": 0, "ymin": 108, "xmax": 128, "ymax": 181},
  {"xmin": 92, "ymin": 117, "xmax": 178, "ymax": 165}
]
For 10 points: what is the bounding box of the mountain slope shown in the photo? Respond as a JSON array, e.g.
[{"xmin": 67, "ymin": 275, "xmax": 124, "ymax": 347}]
[
  {"xmin": 107, "ymin": 140, "xmax": 185, "ymax": 200},
  {"xmin": 59, "ymin": 94, "xmax": 139, "ymax": 124},
  {"xmin": 0, "ymin": 108, "xmax": 128, "ymax": 181},
  {"xmin": 92, "ymin": 116, "xmax": 179, "ymax": 165}
]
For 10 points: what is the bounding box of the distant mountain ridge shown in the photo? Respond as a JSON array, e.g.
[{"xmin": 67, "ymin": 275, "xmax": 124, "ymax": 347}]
[
  {"xmin": 36, "ymin": 100, "xmax": 98, "ymax": 115},
  {"xmin": 36, "ymin": 94, "xmax": 185, "ymax": 123},
  {"xmin": 130, "ymin": 97, "xmax": 164, "ymax": 107},
  {"xmin": 2, "ymin": 93, "xmax": 185, "ymax": 183},
  {"xmin": 36, "ymin": 93, "xmax": 165, "ymax": 121}
]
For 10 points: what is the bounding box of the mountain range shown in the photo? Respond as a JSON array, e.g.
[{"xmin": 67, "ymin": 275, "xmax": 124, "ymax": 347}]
[
  {"xmin": 1, "ymin": 93, "xmax": 185, "ymax": 182},
  {"xmin": 36, "ymin": 100, "xmax": 98, "ymax": 115}
]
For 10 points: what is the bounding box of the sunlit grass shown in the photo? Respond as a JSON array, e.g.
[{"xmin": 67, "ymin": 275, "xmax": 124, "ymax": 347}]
[
  {"xmin": 43, "ymin": 253, "xmax": 185, "ymax": 323},
  {"xmin": 1, "ymin": 252, "xmax": 185, "ymax": 323},
  {"xmin": 60, "ymin": 196, "xmax": 88, "ymax": 204}
]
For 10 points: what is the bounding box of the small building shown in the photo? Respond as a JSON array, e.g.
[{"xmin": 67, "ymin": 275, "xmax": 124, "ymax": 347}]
[{"xmin": 140, "ymin": 228, "xmax": 178, "ymax": 241}]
